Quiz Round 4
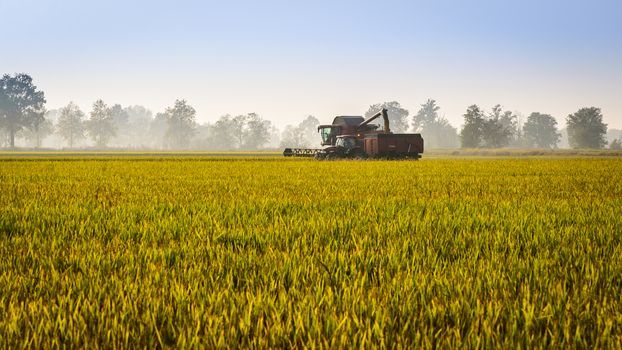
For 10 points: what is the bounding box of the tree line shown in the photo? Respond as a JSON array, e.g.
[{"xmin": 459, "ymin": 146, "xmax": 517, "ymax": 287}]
[
  {"xmin": 1, "ymin": 73, "xmax": 619, "ymax": 150},
  {"xmin": 459, "ymin": 104, "xmax": 610, "ymax": 149}
]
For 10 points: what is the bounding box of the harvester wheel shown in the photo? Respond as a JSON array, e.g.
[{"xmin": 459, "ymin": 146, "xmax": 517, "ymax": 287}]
[
  {"xmin": 314, "ymin": 153, "xmax": 326, "ymax": 160},
  {"xmin": 325, "ymin": 153, "xmax": 340, "ymax": 160},
  {"xmin": 353, "ymin": 150, "xmax": 367, "ymax": 160}
]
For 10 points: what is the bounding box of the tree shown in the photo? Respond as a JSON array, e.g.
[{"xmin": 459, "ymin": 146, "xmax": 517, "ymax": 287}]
[
  {"xmin": 149, "ymin": 112, "xmax": 168, "ymax": 149},
  {"xmin": 0, "ymin": 73, "xmax": 46, "ymax": 148},
  {"xmin": 86, "ymin": 100, "xmax": 116, "ymax": 147},
  {"xmin": 0, "ymin": 128, "xmax": 9, "ymax": 147},
  {"xmin": 280, "ymin": 125, "xmax": 303, "ymax": 148},
  {"xmin": 607, "ymin": 129, "xmax": 622, "ymax": 145},
  {"xmin": 298, "ymin": 115, "xmax": 320, "ymax": 146},
  {"xmin": 610, "ymin": 139, "xmax": 622, "ymax": 150},
  {"xmin": 164, "ymin": 99, "xmax": 196, "ymax": 149},
  {"xmin": 206, "ymin": 115, "xmax": 237, "ymax": 150},
  {"xmin": 412, "ymin": 99, "xmax": 440, "ymax": 133},
  {"xmin": 215, "ymin": 113, "xmax": 273, "ymax": 150},
  {"xmin": 124, "ymin": 105, "xmax": 153, "ymax": 148},
  {"xmin": 366, "ymin": 101, "xmax": 409, "ymax": 133},
  {"xmin": 523, "ymin": 112, "xmax": 560, "ymax": 148},
  {"xmin": 412, "ymin": 99, "xmax": 459, "ymax": 148},
  {"xmin": 268, "ymin": 124, "xmax": 281, "ymax": 148},
  {"xmin": 280, "ymin": 115, "xmax": 320, "ymax": 148},
  {"xmin": 242, "ymin": 113, "xmax": 271, "ymax": 149},
  {"xmin": 481, "ymin": 105, "xmax": 515, "ymax": 148},
  {"xmin": 460, "ymin": 105, "xmax": 484, "ymax": 148},
  {"xmin": 110, "ymin": 104, "xmax": 129, "ymax": 127},
  {"xmin": 427, "ymin": 119, "xmax": 460, "ymax": 148},
  {"xmin": 109, "ymin": 104, "xmax": 130, "ymax": 146},
  {"xmin": 567, "ymin": 107, "xmax": 607, "ymax": 149},
  {"xmin": 56, "ymin": 102, "xmax": 86, "ymax": 148},
  {"xmin": 231, "ymin": 114, "xmax": 248, "ymax": 149},
  {"xmin": 21, "ymin": 118, "xmax": 54, "ymax": 148},
  {"xmin": 191, "ymin": 122, "xmax": 212, "ymax": 149}
]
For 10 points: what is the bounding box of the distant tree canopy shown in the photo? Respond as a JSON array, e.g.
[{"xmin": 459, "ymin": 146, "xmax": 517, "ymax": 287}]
[
  {"xmin": 242, "ymin": 113, "xmax": 272, "ymax": 150},
  {"xmin": 164, "ymin": 99, "xmax": 197, "ymax": 149},
  {"xmin": 460, "ymin": 105, "xmax": 484, "ymax": 148},
  {"xmin": 481, "ymin": 105, "xmax": 517, "ymax": 148},
  {"xmin": 0, "ymin": 73, "xmax": 46, "ymax": 148},
  {"xmin": 56, "ymin": 102, "xmax": 86, "ymax": 148},
  {"xmin": 460, "ymin": 104, "xmax": 518, "ymax": 148},
  {"xmin": 202, "ymin": 113, "xmax": 272, "ymax": 150},
  {"xmin": 110, "ymin": 104, "xmax": 129, "ymax": 128},
  {"xmin": 280, "ymin": 115, "xmax": 320, "ymax": 148},
  {"xmin": 523, "ymin": 112, "xmax": 560, "ymax": 148},
  {"xmin": 412, "ymin": 99, "xmax": 459, "ymax": 148},
  {"xmin": 567, "ymin": 107, "xmax": 608, "ymax": 149},
  {"xmin": 366, "ymin": 101, "xmax": 409, "ymax": 133},
  {"xmin": 86, "ymin": 100, "xmax": 116, "ymax": 148},
  {"xmin": 150, "ymin": 112, "xmax": 169, "ymax": 149},
  {"xmin": 122, "ymin": 105, "xmax": 154, "ymax": 148},
  {"xmin": 21, "ymin": 118, "xmax": 54, "ymax": 148},
  {"xmin": 3, "ymin": 73, "xmax": 616, "ymax": 152},
  {"xmin": 206, "ymin": 115, "xmax": 236, "ymax": 150}
]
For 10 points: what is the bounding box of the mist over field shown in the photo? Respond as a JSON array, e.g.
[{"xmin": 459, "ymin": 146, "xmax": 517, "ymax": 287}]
[
  {"xmin": 1, "ymin": 0, "xmax": 621, "ymax": 151},
  {"xmin": 1, "ymin": 97, "xmax": 621, "ymax": 151}
]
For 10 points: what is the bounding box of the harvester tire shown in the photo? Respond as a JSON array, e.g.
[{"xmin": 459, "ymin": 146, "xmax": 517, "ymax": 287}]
[
  {"xmin": 314, "ymin": 153, "xmax": 326, "ymax": 160},
  {"xmin": 353, "ymin": 150, "xmax": 367, "ymax": 160},
  {"xmin": 326, "ymin": 153, "xmax": 340, "ymax": 160}
]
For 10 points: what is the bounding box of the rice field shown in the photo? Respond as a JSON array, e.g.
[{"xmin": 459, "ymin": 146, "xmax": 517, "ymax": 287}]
[{"xmin": 1, "ymin": 155, "xmax": 621, "ymax": 348}]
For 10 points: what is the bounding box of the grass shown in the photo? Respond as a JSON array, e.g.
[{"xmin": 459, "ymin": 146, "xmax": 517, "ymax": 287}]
[{"xmin": 1, "ymin": 155, "xmax": 621, "ymax": 347}]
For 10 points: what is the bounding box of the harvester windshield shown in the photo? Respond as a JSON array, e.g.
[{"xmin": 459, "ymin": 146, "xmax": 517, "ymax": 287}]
[{"xmin": 318, "ymin": 126, "xmax": 338, "ymax": 145}]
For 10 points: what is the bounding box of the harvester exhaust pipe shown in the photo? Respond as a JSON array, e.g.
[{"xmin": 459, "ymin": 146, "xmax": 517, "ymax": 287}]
[{"xmin": 357, "ymin": 108, "xmax": 391, "ymax": 133}]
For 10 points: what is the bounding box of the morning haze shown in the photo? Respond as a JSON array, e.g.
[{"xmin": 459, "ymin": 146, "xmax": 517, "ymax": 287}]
[{"xmin": 1, "ymin": 0, "xmax": 621, "ymax": 149}]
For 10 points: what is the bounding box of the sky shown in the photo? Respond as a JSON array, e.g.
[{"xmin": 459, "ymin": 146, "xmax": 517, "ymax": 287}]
[{"xmin": 2, "ymin": 0, "xmax": 621, "ymax": 129}]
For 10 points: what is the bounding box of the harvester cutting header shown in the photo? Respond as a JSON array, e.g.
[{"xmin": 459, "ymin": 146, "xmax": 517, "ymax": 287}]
[{"xmin": 283, "ymin": 108, "xmax": 424, "ymax": 160}]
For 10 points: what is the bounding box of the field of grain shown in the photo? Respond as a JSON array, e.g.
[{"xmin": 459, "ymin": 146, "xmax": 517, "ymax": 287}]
[{"xmin": 1, "ymin": 155, "xmax": 621, "ymax": 348}]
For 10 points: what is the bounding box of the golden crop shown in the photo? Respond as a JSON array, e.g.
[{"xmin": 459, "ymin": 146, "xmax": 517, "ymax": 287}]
[{"xmin": 1, "ymin": 156, "xmax": 621, "ymax": 348}]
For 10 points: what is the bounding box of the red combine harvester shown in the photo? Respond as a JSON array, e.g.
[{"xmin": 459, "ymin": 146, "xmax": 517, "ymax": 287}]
[{"xmin": 283, "ymin": 108, "xmax": 424, "ymax": 160}]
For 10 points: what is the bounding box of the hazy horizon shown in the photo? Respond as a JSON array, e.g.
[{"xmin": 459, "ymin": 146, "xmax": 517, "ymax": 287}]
[{"xmin": 3, "ymin": 0, "xmax": 621, "ymax": 129}]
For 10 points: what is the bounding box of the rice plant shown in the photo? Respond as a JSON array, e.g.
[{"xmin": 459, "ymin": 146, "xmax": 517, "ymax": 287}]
[{"xmin": 1, "ymin": 156, "xmax": 621, "ymax": 348}]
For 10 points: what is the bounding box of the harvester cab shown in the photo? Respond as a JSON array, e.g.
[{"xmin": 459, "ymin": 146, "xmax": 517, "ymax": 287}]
[
  {"xmin": 317, "ymin": 116, "xmax": 366, "ymax": 146},
  {"xmin": 318, "ymin": 125, "xmax": 339, "ymax": 146},
  {"xmin": 315, "ymin": 135, "xmax": 366, "ymax": 160}
]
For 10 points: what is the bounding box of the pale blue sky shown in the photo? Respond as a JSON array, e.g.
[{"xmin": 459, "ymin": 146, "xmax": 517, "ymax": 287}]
[{"xmin": 2, "ymin": 0, "xmax": 621, "ymax": 128}]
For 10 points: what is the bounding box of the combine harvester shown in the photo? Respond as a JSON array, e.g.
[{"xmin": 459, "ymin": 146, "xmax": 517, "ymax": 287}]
[{"xmin": 283, "ymin": 108, "xmax": 424, "ymax": 160}]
